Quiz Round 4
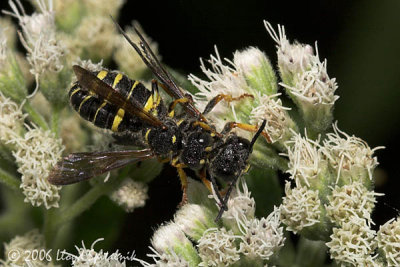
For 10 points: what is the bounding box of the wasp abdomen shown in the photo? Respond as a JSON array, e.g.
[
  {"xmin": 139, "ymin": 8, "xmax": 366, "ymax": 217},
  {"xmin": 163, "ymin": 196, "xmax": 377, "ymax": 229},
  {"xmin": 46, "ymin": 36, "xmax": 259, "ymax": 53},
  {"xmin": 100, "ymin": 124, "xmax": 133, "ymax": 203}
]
[{"xmin": 69, "ymin": 70, "xmax": 158, "ymax": 132}]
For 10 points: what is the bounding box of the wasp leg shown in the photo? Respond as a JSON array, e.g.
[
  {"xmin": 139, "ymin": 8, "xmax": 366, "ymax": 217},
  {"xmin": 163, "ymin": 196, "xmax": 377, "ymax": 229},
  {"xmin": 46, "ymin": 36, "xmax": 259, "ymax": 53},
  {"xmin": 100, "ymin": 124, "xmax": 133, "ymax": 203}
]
[
  {"xmin": 203, "ymin": 93, "xmax": 254, "ymax": 115},
  {"xmin": 222, "ymin": 121, "xmax": 272, "ymax": 143},
  {"xmin": 168, "ymin": 98, "xmax": 190, "ymax": 117},
  {"xmin": 198, "ymin": 167, "xmax": 212, "ymax": 192},
  {"xmin": 191, "ymin": 121, "xmax": 222, "ymax": 138},
  {"xmin": 172, "ymin": 162, "xmax": 189, "ymax": 205}
]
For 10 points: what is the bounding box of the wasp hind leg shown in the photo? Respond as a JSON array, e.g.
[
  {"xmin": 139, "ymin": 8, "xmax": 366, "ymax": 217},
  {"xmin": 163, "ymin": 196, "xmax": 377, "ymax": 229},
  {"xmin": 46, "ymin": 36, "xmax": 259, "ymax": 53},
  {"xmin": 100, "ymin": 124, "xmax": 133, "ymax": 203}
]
[{"xmin": 202, "ymin": 93, "xmax": 254, "ymax": 115}]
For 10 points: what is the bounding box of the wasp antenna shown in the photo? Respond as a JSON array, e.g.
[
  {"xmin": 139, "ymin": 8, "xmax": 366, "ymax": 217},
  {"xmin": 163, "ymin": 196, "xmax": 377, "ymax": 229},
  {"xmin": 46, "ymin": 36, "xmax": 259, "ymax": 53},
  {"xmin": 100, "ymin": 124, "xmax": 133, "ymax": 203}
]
[{"xmin": 250, "ymin": 119, "xmax": 267, "ymax": 149}]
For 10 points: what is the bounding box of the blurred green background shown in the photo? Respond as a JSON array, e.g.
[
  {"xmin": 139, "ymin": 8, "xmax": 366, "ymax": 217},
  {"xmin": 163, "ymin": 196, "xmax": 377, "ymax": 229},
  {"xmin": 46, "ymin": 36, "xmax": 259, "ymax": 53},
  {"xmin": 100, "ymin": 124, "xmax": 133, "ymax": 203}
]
[{"xmin": 1, "ymin": 0, "xmax": 399, "ymax": 263}]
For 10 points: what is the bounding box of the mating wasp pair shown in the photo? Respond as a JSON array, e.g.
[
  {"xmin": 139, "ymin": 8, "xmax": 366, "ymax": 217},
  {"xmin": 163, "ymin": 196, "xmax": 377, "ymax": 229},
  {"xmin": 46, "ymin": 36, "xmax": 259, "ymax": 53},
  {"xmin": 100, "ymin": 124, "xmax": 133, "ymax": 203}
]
[{"xmin": 48, "ymin": 18, "xmax": 269, "ymax": 221}]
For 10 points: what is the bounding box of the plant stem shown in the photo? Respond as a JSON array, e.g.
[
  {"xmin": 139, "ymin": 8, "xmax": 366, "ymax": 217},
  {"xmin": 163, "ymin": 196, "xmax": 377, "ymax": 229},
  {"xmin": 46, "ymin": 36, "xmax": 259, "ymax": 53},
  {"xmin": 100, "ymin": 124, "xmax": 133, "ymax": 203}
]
[
  {"xmin": 51, "ymin": 105, "xmax": 62, "ymax": 137},
  {"xmin": 0, "ymin": 168, "xmax": 20, "ymax": 191},
  {"xmin": 45, "ymin": 170, "xmax": 128, "ymax": 247},
  {"xmin": 23, "ymin": 102, "xmax": 49, "ymax": 130}
]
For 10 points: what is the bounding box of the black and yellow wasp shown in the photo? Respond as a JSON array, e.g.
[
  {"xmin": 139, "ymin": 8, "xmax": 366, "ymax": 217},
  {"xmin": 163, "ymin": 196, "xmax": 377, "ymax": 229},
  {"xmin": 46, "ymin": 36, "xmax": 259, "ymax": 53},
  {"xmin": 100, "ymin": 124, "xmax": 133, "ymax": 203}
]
[{"xmin": 48, "ymin": 19, "xmax": 269, "ymax": 220}]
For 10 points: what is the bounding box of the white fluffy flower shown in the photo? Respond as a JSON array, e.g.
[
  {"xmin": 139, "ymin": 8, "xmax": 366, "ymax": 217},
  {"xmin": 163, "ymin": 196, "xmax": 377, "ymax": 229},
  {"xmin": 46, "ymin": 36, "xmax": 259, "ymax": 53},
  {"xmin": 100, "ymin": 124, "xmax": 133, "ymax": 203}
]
[
  {"xmin": 239, "ymin": 207, "xmax": 285, "ymax": 260},
  {"xmin": 264, "ymin": 21, "xmax": 314, "ymax": 83},
  {"xmin": 0, "ymin": 92, "xmax": 26, "ymax": 141},
  {"xmin": 189, "ymin": 46, "xmax": 252, "ymax": 131},
  {"xmin": 377, "ymin": 217, "xmax": 400, "ymax": 266},
  {"xmin": 326, "ymin": 182, "xmax": 382, "ymax": 227},
  {"xmin": 322, "ymin": 123, "xmax": 384, "ymax": 183},
  {"xmin": 283, "ymin": 131, "xmax": 327, "ymax": 187},
  {"xmin": 197, "ymin": 228, "xmax": 240, "ymax": 266},
  {"xmin": 326, "ymin": 216, "xmax": 377, "ymax": 266},
  {"xmin": 110, "ymin": 178, "xmax": 148, "ymax": 212},
  {"xmin": 9, "ymin": 125, "xmax": 64, "ymax": 209},
  {"xmin": 72, "ymin": 58, "xmax": 103, "ymax": 72},
  {"xmin": 280, "ymin": 182, "xmax": 321, "ymax": 233},
  {"xmin": 2, "ymin": 229, "xmax": 57, "ymax": 266},
  {"xmin": 250, "ymin": 93, "xmax": 294, "ymax": 143},
  {"xmin": 5, "ymin": 0, "xmax": 66, "ymax": 97},
  {"xmin": 174, "ymin": 204, "xmax": 216, "ymax": 241}
]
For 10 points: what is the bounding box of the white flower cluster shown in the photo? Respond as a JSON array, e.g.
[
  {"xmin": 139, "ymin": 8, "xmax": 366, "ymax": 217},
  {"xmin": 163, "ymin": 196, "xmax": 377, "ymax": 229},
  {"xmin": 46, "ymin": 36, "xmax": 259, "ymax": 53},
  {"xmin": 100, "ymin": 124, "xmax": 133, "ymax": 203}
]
[
  {"xmin": 377, "ymin": 217, "xmax": 400, "ymax": 266},
  {"xmin": 0, "ymin": 92, "xmax": 26, "ymax": 141},
  {"xmin": 281, "ymin": 125, "xmax": 385, "ymax": 265},
  {"xmin": 110, "ymin": 178, "xmax": 148, "ymax": 212},
  {"xmin": 134, "ymin": 180, "xmax": 285, "ymax": 266},
  {"xmin": 322, "ymin": 123, "xmax": 384, "ymax": 183},
  {"xmin": 326, "ymin": 216, "xmax": 378, "ymax": 266},
  {"xmin": 9, "ymin": 126, "xmax": 64, "ymax": 209},
  {"xmin": 280, "ymin": 182, "xmax": 321, "ymax": 233},
  {"xmin": 1, "ymin": 229, "xmax": 56, "ymax": 267},
  {"xmin": 264, "ymin": 21, "xmax": 338, "ymax": 107},
  {"xmin": 5, "ymin": 0, "xmax": 66, "ymax": 96},
  {"xmin": 189, "ymin": 46, "xmax": 294, "ymax": 144}
]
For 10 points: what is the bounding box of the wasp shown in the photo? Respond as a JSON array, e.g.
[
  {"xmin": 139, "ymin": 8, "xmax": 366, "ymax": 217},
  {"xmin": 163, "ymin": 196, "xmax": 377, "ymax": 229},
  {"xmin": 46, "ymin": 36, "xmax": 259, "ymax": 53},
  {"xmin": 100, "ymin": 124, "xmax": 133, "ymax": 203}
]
[{"xmin": 48, "ymin": 18, "xmax": 270, "ymax": 221}]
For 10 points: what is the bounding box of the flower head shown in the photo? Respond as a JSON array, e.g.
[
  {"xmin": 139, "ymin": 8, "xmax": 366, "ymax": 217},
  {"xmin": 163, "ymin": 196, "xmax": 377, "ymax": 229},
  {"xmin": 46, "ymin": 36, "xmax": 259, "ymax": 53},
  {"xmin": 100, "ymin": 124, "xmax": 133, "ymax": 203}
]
[
  {"xmin": 250, "ymin": 93, "xmax": 296, "ymax": 144},
  {"xmin": 5, "ymin": 0, "xmax": 67, "ymax": 98},
  {"xmin": 265, "ymin": 21, "xmax": 338, "ymax": 134},
  {"xmin": 326, "ymin": 216, "xmax": 377, "ymax": 266},
  {"xmin": 326, "ymin": 182, "xmax": 382, "ymax": 227},
  {"xmin": 283, "ymin": 131, "xmax": 330, "ymax": 187},
  {"xmin": 197, "ymin": 227, "xmax": 240, "ymax": 266},
  {"xmin": 151, "ymin": 222, "xmax": 200, "ymax": 266},
  {"xmin": 174, "ymin": 204, "xmax": 217, "ymax": 241},
  {"xmin": 2, "ymin": 229, "xmax": 51, "ymax": 266},
  {"xmin": 9, "ymin": 125, "xmax": 64, "ymax": 209},
  {"xmin": 233, "ymin": 47, "xmax": 277, "ymax": 95},
  {"xmin": 280, "ymin": 182, "xmax": 321, "ymax": 233},
  {"xmin": 239, "ymin": 207, "xmax": 285, "ymax": 260},
  {"xmin": 0, "ymin": 92, "xmax": 26, "ymax": 141},
  {"xmin": 322, "ymin": 123, "xmax": 384, "ymax": 184},
  {"xmin": 110, "ymin": 178, "xmax": 148, "ymax": 212},
  {"xmin": 377, "ymin": 217, "xmax": 400, "ymax": 266},
  {"xmin": 75, "ymin": 15, "xmax": 116, "ymax": 62}
]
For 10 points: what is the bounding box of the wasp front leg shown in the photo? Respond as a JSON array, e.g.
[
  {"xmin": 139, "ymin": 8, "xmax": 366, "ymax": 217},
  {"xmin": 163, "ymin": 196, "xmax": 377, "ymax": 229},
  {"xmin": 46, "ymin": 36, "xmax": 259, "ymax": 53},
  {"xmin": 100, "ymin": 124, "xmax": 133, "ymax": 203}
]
[
  {"xmin": 222, "ymin": 121, "xmax": 272, "ymax": 143},
  {"xmin": 202, "ymin": 93, "xmax": 254, "ymax": 115}
]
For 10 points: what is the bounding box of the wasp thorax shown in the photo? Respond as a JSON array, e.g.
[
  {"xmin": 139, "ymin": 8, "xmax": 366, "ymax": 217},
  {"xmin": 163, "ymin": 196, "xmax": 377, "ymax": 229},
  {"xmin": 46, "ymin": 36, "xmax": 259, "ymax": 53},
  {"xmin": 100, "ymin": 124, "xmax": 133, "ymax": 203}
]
[
  {"xmin": 181, "ymin": 131, "xmax": 212, "ymax": 169},
  {"xmin": 146, "ymin": 120, "xmax": 182, "ymax": 156},
  {"xmin": 210, "ymin": 135, "xmax": 251, "ymax": 181}
]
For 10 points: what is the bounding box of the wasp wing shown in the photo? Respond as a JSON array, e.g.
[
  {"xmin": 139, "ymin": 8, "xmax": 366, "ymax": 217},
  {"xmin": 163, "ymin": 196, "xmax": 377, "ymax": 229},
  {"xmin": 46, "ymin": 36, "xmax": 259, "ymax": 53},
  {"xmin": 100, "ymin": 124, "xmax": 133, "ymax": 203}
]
[
  {"xmin": 73, "ymin": 65, "xmax": 165, "ymax": 128},
  {"xmin": 48, "ymin": 149, "xmax": 155, "ymax": 185},
  {"xmin": 111, "ymin": 18, "xmax": 205, "ymax": 121}
]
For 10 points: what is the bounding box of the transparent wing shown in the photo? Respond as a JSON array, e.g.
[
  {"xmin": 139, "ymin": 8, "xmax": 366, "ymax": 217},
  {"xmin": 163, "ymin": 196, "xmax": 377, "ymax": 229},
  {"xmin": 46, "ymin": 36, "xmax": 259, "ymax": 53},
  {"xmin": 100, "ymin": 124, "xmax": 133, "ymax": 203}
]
[{"xmin": 48, "ymin": 149, "xmax": 155, "ymax": 185}]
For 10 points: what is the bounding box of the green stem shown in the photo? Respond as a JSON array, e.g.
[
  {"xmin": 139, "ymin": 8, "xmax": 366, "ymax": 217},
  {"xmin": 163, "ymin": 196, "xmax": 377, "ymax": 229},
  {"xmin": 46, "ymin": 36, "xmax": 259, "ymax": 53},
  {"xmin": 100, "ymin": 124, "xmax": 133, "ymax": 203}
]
[
  {"xmin": 0, "ymin": 168, "xmax": 20, "ymax": 191},
  {"xmin": 45, "ymin": 170, "xmax": 128, "ymax": 246},
  {"xmin": 23, "ymin": 102, "xmax": 49, "ymax": 130},
  {"xmin": 51, "ymin": 105, "xmax": 62, "ymax": 137}
]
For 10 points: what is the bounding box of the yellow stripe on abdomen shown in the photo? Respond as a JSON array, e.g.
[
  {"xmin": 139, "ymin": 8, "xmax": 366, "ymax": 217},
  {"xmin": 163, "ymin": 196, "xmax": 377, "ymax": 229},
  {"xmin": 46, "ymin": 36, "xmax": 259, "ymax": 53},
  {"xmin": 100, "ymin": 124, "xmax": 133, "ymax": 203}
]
[
  {"xmin": 78, "ymin": 95, "xmax": 92, "ymax": 113},
  {"xmin": 111, "ymin": 108, "xmax": 125, "ymax": 132},
  {"xmin": 112, "ymin": 73, "xmax": 123, "ymax": 88},
  {"xmin": 93, "ymin": 101, "xmax": 107, "ymax": 123},
  {"xmin": 97, "ymin": 70, "xmax": 108, "ymax": 80}
]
